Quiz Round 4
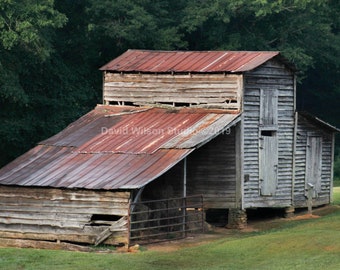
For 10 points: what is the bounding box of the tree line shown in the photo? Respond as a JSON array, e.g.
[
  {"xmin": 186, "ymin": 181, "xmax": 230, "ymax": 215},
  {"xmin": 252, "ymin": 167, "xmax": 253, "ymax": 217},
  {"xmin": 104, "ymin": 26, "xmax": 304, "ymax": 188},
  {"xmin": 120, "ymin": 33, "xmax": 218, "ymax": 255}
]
[{"xmin": 0, "ymin": 0, "xmax": 339, "ymax": 166}]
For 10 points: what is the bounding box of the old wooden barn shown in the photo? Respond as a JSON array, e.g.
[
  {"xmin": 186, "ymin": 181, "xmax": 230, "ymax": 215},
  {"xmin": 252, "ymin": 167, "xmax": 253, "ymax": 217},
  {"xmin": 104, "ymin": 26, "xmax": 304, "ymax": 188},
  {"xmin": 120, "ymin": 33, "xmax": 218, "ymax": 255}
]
[{"xmin": 0, "ymin": 50, "xmax": 338, "ymax": 247}]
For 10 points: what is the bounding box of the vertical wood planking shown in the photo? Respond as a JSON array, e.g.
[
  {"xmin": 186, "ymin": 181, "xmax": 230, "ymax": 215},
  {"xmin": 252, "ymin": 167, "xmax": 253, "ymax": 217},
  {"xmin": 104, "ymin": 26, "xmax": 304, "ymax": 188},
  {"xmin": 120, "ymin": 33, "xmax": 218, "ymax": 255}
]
[{"xmin": 294, "ymin": 115, "xmax": 334, "ymax": 207}]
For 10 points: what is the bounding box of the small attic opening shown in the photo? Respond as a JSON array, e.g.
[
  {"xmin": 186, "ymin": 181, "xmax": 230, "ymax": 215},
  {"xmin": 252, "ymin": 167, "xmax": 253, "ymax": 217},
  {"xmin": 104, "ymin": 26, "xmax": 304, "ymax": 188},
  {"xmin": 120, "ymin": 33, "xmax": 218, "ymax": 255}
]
[
  {"xmin": 261, "ymin": 130, "xmax": 276, "ymax": 137},
  {"xmin": 107, "ymin": 101, "xmax": 135, "ymax": 106},
  {"xmin": 106, "ymin": 100, "xmax": 194, "ymax": 108}
]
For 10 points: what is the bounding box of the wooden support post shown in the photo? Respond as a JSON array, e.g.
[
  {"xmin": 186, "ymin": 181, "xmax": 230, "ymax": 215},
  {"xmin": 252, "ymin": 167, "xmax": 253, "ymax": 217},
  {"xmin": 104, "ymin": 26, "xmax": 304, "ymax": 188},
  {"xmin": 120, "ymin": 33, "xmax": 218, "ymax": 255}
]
[
  {"xmin": 235, "ymin": 122, "xmax": 244, "ymax": 209},
  {"xmin": 284, "ymin": 206, "xmax": 295, "ymax": 218},
  {"xmin": 183, "ymin": 158, "xmax": 187, "ymax": 236},
  {"xmin": 307, "ymin": 183, "xmax": 314, "ymax": 215}
]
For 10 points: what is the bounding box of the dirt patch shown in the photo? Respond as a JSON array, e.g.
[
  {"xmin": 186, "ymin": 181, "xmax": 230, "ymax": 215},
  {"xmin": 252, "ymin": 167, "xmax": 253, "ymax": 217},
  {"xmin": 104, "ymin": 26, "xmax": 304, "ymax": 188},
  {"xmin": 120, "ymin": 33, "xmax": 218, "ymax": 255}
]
[{"xmin": 286, "ymin": 214, "xmax": 320, "ymax": 220}]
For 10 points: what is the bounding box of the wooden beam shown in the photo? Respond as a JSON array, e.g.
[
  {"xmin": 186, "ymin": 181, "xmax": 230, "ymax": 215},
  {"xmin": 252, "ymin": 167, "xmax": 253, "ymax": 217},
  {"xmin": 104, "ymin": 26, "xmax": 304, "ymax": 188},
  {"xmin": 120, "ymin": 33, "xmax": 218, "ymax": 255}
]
[
  {"xmin": 292, "ymin": 111, "xmax": 298, "ymax": 206},
  {"xmin": 94, "ymin": 216, "xmax": 128, "ymax": 246},
  {"xmin": 235, "ymin": 121, "xmax": 243, "ymax": 209}
]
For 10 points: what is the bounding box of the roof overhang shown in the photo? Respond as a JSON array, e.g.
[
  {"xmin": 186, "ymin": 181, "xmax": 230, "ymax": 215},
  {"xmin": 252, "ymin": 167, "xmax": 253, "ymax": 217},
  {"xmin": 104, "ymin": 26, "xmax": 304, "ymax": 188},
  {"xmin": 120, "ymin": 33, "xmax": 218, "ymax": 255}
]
[
  {"xmin": 0, "ymin": 105, "xmax": 241, "ymax": 190},
  {"xmin": 298, "ymin": 111, "xmax": 340, "ymax": 133}
]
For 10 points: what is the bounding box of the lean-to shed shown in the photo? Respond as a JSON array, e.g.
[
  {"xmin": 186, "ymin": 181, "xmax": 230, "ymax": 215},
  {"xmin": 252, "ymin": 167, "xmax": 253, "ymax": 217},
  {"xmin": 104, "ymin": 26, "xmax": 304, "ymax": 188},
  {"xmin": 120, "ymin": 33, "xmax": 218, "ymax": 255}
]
[{"xmin": 0, "ymin": 50, "xmax": 338, "ymax": 247}]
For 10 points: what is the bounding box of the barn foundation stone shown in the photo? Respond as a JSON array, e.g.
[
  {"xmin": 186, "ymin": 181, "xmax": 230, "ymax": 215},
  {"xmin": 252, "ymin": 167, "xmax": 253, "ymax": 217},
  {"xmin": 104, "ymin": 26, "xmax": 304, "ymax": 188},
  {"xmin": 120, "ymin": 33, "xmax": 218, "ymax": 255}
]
[
  {"xmin": 227, "ymin": 208, "xmax": 247, "ymax": 229},
  {"xmin": 284, "ymin": 206, "xmax": 295, "ymax": 218}
]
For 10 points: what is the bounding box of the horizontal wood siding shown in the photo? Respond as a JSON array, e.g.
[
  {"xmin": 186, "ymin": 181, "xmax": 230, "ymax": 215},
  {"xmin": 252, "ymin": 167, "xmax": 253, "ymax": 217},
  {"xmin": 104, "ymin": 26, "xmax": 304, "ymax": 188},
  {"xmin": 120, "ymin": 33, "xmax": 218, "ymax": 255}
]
[
  {"xmin": 243, "ymin": 59, "xmax": 294, "ymax": 208},
  {"xmin": 103, "ymin": 73, "xmax": 242, "ymax": 110},
  {"xmin": 294, "ymin": 117, "xmax": 333, "ymax": 207},
  {"xmin": 187, "ymin": 128, "xmax": 236, "ymax": 209},
  {"xmin": 0, "ymin": 186, "xmax": 130, "ymax": 245}
]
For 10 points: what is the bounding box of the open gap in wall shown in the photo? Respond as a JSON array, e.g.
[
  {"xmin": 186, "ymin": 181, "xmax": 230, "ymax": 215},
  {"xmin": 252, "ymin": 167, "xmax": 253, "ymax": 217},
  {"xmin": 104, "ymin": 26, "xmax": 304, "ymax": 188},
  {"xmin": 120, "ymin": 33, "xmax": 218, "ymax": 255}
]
[
  {"xmin": 205, "ymin": 209, "xmax": 228, "ymax": 227},
  {"xmin": 224, "ymin": 98, "xmax": 238, "ymax": 104},
  {"xmin": 108, "ymin": 101, "xmax": 120, "ymax": 105},
  {"xmin": 155, "ymin": 102, "xmax": 192, "ymax": 107},
  {"xmin": 247, "ymin": 208, "xmax": 286, "ymax": 221},
  {"xmin": 108, "ymin": 101, "xmax": 135, "ymax": 106},
  {"xmin": 90, "ymin": 214, "xmax": 122, "ymax": 226},
  {"xmin": 261, "ymin": 130, "xmax": 276, "ymax": 137}
]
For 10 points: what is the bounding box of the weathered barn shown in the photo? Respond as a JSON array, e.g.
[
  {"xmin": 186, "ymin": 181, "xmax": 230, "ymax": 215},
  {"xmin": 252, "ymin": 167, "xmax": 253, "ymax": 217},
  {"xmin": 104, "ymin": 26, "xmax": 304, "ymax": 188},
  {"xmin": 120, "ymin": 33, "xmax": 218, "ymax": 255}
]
[{"xmin": 0, "ymin": 50, "xmax": 338, "ymax": 247}]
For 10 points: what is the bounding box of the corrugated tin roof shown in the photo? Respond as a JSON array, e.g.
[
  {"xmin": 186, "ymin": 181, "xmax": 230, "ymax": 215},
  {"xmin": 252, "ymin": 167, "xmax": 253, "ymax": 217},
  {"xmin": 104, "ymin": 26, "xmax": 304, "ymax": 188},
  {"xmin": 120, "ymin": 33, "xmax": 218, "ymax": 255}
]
[
  {"xmin": 0, "ymin": 105, "xmax": 240, "ymax": 190},
  {"xmin": 100, "ymin": 50, "xmax": 281, "ymax": 73}
]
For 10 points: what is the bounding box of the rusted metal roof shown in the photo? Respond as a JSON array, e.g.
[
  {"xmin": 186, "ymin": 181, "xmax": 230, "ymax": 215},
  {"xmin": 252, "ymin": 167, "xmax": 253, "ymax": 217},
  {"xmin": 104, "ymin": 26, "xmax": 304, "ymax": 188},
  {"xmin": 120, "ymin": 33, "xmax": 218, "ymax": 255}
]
[
  {"xmin": 0, "ymin": 105, "xmax": 240, "ymax": 190},
  {"xmin": 100, "ymin": 49, "xmax": 281, "ymax": 73}
]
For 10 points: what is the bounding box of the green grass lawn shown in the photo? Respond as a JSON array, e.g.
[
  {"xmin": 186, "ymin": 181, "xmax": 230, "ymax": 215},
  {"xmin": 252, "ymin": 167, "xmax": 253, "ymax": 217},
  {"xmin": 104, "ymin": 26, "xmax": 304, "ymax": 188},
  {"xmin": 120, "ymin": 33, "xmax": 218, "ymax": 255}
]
[{"xmin": 1, "ymin": 189, "xmax": 340, "ymax": 270}]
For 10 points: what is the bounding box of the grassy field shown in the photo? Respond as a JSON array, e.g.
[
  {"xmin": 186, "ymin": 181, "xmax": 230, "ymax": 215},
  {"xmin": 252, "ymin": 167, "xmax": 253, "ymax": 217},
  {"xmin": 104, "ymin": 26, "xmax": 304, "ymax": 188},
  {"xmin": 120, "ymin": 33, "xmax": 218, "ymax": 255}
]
[
  {"xmin": 333, "ymin": 186, "xmax": 340, "ymax": 204},
  {"xmin": 1, "ymin": 189, "xmax": 340, "ymax": 270}
]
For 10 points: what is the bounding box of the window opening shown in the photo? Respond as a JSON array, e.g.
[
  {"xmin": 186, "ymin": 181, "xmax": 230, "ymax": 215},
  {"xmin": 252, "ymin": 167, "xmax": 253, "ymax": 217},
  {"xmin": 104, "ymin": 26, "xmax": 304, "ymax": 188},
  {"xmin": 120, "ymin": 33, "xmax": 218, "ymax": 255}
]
[{"xmin": 261, "ymin": 130, "xmax": 276, "ymax": 137}]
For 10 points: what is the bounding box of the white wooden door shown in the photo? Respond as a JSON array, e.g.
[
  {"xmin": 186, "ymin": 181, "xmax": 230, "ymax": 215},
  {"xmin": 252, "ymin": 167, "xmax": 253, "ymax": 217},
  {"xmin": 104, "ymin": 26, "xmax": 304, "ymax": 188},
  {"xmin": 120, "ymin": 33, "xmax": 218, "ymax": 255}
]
[
  {"xmin": 305, "ymin": 136, "xmax": 322, "ymax": 197},
  {"xmin": 259, "ymin": 132, "xmax": 278, "ymax": 196}
]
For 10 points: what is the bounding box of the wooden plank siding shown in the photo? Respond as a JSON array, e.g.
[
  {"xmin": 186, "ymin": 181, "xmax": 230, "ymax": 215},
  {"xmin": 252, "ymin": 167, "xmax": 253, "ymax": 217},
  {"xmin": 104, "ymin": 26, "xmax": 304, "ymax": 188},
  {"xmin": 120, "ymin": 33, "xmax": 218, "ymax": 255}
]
[
  {"xmin": 186, "ymin": 128, "xmax": 237, "ymax": 209},
  {"xmin": 0, "ymin": 186, "xmax": 130, "ymax": 245},
  {"xmin": 242, "ymin": 59, "xmax": 295, "ymax": 208},
  {"xmin": 142, "ymin": 129, "xmax": 237, "ymax": 209},
  {"xmin": 103, "ymin": 73, "xmax": 242, "ymax": 110},
  {"xmin": 294, "ymin": 116, "xmax": 333, "ymax": 207}
]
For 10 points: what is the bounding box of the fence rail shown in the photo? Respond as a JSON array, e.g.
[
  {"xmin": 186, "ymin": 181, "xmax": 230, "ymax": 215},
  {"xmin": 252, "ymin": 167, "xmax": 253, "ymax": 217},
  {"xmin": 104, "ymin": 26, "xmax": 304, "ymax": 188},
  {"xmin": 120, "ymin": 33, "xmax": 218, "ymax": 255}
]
[{"xmin": 129, "ymin": 195, "xmax": 204, "ymax": 245}]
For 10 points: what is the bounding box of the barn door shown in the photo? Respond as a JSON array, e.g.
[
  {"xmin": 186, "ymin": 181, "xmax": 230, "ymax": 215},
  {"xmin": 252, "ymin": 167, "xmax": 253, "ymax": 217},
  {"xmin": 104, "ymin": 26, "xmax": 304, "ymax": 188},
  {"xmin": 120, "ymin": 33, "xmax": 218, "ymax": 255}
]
[
  {"xmin": 259, "ymin": 131, "xmax": 278, "ymax": 196},
  {"xmin": 259, "ymin": 88, "xmax": 278, "ymax": 196},
  {"xmin": 305, "ymin": 136, "xmax": 322, "ymax": 197}
]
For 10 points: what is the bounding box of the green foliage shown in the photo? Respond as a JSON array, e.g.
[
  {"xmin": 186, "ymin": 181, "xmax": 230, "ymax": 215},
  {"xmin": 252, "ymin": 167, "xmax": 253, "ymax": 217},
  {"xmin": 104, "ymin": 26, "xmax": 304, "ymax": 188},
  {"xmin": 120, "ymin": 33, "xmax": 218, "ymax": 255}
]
[
  {"xmin": 0, "ymin": 0, "xmax": 93, "ymax": 166},
  {"xmin": 86, "ymin": 0, "xmax": 186, "ymax": 59},
  {"xmin": 180, "ymin": 0, "xmax": 339, "ymax": 77},
  {"xmin": 0, "ymin": 0, "xmax": 67, "ymax": 59},
  {"xmin": 0, "ymin": 0, "xmax": 339, "ymax": 166},
  {"xmin": 333, "ymin": 155, "xmax": 340, "ymax": 187}
]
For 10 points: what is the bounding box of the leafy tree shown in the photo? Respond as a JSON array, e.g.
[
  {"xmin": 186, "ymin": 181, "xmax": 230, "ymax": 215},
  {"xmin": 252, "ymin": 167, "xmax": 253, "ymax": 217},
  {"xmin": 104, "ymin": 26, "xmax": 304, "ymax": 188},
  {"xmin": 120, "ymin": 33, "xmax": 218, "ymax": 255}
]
[
  {"xmin": 179, "ymin": 0, "xmax": 340, "ymax": 135},
  {"xmin": 85, "ymin": 0, "xmax": 187, "ymax": 61},
  {"xmin": 0, "ymin": 0, "xmax": 67, "ymax": 165},
  {"xmin": 0, "ymin": 0, "xmax": 339, "ymax": 167}
]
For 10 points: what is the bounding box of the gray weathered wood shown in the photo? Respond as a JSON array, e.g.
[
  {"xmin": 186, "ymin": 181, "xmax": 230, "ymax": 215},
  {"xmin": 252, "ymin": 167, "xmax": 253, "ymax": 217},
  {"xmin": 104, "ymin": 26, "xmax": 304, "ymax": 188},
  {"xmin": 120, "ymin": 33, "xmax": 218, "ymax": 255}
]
[
  {"xmin": 0, "ymin": 186, "xmax": 130, "ymax": 246},
  {"xmin": 94, "ymin": 216, "xmax": 128, "ymax": 246},
  {"xmin": 103, "ymin": 73, "xmax": 242, "ymax": 109}
]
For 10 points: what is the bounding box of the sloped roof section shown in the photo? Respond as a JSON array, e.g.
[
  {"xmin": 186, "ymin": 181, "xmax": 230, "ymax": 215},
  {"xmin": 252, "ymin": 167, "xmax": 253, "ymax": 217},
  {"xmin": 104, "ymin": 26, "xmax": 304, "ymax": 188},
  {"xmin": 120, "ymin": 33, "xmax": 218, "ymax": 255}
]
[
  {"xmin": 298, "ymin": 111, "xmax": 340, "ymax": 133},
  {"xmin": 0, "ymin": 105, "xmax": 240, "ymax": 190},
  {"xmin": 100, "ymin": 49, "xmax": 282, "ymax": 73}
]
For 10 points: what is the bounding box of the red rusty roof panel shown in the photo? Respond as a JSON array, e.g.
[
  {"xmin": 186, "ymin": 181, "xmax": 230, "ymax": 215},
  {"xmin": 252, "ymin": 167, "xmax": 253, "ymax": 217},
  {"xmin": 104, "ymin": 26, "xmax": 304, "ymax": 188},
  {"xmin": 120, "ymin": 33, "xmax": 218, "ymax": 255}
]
[
  {"xmin": 0, "ymin": 144, "xmax": 191, "ymax": 189},
  {"xmin": 0, "ymin": 105, "xmax": 240, "ymax": 190},
  {"xmin": 100, "ymin": 50, "xmax": 281, "ymax": 73},
  {"xmin": 43, "ymin": 105, "xmax": 236, "ymax": 155}
]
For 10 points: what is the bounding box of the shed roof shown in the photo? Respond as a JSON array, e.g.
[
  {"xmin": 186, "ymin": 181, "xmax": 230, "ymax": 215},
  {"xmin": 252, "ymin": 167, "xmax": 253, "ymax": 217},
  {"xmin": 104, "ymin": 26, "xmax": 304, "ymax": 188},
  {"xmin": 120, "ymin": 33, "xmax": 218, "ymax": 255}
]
[
  {"xmin": 100, "ymin": 49, "xmax": 284, "ymax": 73},
  {"xmin": 0, "ymin": 105, "xmax": 240, "ymax": 190},
  {"xmin": 298, "ymin": 111, "xmax": 340, "ymax": 133}
]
